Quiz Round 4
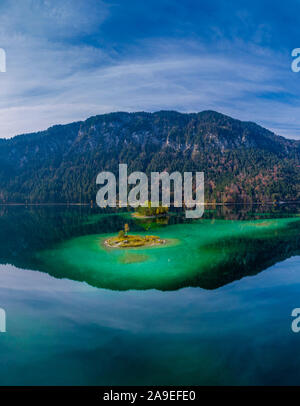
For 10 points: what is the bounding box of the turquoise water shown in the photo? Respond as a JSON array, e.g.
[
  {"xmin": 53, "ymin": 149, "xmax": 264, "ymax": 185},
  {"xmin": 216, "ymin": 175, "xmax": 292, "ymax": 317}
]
[
  {"xmin": 0, "ymin": 205, "xmax": 299, "ymax": 385},
  {"xmin": 35, "ymin": 216, "xmax": 300, "ymax": 291}
]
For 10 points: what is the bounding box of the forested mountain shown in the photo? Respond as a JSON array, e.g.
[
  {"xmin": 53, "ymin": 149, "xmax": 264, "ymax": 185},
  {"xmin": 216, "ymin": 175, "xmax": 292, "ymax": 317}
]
[{"xmin": 0, "ymin": 110, "xmax": 299, "ymax": 203}]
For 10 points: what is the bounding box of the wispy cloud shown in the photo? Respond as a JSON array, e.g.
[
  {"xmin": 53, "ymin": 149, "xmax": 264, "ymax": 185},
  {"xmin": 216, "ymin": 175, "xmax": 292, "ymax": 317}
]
[{"xmin": 0, "ymin": 0, "xmax": 299, "ymax": 139}]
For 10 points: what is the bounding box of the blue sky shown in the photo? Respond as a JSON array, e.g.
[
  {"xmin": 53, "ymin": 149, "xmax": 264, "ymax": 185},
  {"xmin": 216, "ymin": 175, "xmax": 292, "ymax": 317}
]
[{"xmin": 0, "ymin": 0, "xmax": 300, "ymax": 138}]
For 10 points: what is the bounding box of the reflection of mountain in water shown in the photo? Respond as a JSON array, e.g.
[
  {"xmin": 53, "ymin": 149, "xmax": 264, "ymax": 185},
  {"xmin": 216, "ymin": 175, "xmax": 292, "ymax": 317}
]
[{"xmin": 0, "ymin": 206, "xmax": 300, "ymax": 291}]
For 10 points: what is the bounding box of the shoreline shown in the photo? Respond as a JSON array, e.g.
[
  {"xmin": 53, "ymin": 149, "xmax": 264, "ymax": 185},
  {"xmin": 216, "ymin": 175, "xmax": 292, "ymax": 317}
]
[
  {"xmin": 0, "ymin": 201, "xmax": 298, "ymax": 207},
  {"xmin": 131, "ymin": 212, "xmax": 169, "ymax": 219}
]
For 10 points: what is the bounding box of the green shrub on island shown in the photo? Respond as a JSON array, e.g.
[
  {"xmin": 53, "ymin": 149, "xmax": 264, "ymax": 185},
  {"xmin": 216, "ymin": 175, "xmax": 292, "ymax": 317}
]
[
  {"xmin": 105, "ymin": 233, "xmax": 166, "ymax": 248},
  {"xmin": 105, "ymin": 222, "xmax": 166, "ymax": 248},
  {"xmin": 136, "ymin": 201, "xmax": 168, "ymax": 217},
  {"xmin": 118, "ymin": 230, "xmax": 125, "ymax": 238}
]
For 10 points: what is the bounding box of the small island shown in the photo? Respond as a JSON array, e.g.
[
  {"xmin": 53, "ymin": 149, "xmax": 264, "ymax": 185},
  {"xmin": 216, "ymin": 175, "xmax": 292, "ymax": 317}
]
[
  {"xmin": 104, "ymin": 223, "xmax": 166, "ymax": 248},
  {"xmin": 133, "ymin": 201, "xmax": 169, "ymax": 219}
]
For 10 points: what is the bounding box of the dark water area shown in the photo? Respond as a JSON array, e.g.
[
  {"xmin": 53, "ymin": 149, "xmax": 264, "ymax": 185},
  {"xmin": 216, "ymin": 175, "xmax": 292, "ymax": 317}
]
[{"xmin": 0, "ymin": 204, "xmax": 299, "ymax": 385}]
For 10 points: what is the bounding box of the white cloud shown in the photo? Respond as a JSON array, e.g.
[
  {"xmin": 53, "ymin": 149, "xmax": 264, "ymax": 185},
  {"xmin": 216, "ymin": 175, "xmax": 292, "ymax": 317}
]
[
  {"xmin": 0, "ymin": 0, "xmax": 109, "ymax": 39},
  {"xmin": 0, "ymin": 1, "xmax": 299, "ymax": 139}
]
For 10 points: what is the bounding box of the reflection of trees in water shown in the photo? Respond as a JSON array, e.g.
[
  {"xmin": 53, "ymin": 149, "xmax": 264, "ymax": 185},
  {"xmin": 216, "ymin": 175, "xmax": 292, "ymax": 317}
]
[
  {"xmin": 191, "ymin": 221, "xmax": 300, "ymax": 290},
  {"xmin": 206, "ymin": 203, "xmax": 300, "ymax": 221},
  {"xmin": 0, "ymin": 206, "xmax": 135, "ymax": 268}
]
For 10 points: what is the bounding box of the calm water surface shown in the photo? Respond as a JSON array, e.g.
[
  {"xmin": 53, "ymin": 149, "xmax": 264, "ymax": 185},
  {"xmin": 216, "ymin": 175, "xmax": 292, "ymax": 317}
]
[{"xmin": 0, "ymin": 205, "xmax": 300, "ymax": 385}]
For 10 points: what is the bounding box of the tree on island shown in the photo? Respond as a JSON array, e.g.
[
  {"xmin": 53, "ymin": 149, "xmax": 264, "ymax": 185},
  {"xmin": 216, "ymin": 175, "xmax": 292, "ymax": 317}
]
[
  {"xmin": 136, "ymin": 201, "xmax": 168, "ymax": 217},
  {"xmin": 117, "ymin": 224, "xmax": 129, "ymax": 239},
  {"xmin": 118, "ymin": 230, "xmax": 125, "ymax": 239}
]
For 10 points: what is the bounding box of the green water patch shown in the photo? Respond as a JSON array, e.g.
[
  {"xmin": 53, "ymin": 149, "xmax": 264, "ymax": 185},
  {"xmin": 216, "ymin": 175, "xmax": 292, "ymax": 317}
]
[{"xmin": 34, "ymin": 216, "xmax": 300, "ymax": 291}]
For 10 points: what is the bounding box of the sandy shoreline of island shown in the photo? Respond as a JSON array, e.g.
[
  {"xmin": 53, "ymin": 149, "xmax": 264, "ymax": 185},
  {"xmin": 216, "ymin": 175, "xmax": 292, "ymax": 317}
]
[{"xmin": 101, "ymin": 236, "xmax": 179, "ymax": 250}]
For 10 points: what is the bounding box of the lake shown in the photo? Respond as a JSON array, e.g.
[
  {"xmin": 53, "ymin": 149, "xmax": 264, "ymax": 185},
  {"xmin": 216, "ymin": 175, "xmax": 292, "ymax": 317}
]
[{"xmin": 0, "ymin": 204, "xmax": 300, "ymax": 385}]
